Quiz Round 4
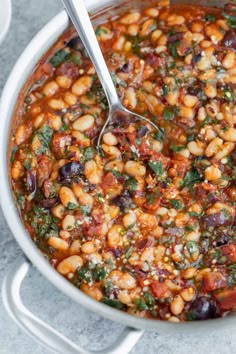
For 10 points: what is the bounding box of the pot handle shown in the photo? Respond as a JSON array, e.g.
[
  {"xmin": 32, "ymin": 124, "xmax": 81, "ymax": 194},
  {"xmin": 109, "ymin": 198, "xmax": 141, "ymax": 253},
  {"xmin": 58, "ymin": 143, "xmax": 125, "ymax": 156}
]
[{"xmin": 2, "ymin": 255, "xmax": 144, "ymax": 354}]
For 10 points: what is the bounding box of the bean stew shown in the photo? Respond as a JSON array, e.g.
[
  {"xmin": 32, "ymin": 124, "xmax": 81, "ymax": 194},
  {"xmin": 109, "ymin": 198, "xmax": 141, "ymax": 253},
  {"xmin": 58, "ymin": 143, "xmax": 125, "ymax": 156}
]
[{"xmin": 10, "ymin": 1, "xmax": 236, "ymax": 322}]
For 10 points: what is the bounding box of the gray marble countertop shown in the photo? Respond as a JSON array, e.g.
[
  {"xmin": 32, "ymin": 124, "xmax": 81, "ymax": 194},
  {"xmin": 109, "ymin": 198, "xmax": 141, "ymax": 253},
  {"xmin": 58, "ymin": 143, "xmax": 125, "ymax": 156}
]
[{"xmin": 0, "ymin": 1, "xmax": 235, "ymax": 353}]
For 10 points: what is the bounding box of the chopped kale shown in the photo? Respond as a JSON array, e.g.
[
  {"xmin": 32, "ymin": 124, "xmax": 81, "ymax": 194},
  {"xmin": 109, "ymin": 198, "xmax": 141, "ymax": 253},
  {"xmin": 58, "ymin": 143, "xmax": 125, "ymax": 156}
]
[
  {"xmin": 205, "ymin": 14, "xmax": 216, "ymax": 22},
  {"xmin": 222, "ymin": 12, "xmax": 236, "ymax": 29},
  {"xmin": 83, "ymin": 146, "xmax": 95, "ymax": 160},
  {"xmin": 95, "ymin": 26, "xmax": 108, "ymax": 36},
  {"xmin": 168, "ymin": 40, "xmax": 181, "ymax": 58},
  {"xmin": 153, "ymin": 128, "xmax": 165, "ymax": 142},
  {"xmin": 170, "ymin": 199, "xmax": 183, "ymax": 210},
  {"xmin": 11, "ymin": 146, "xmax": 18, "ymax": 163},
  {"xmin": 34, "ymin": 125, "xmax": 53, "ymax": 155},
  {"xmin": 92, "ymin": 265, "xmax": 108, "ymax": 281},
  {"xmin": 149, "ymin": 161, "xmax": 163, "ymax": 176},
  {"xmin": 163, "ymin": 106, "xmax": 179, "ymax": 121},
  {"xmin": 170, "ymin": 145, "xmax": 186, "ymax": 152},
  {"xmin": 186, "ymin": 241, "xmax": 199, "ymax": 254},
  {"xmin": 182, "ymin": 167, "xmax": 203, "ymax": 188},
  {"xmin": 66, "ymin": 202, "xmax": 78, "ymax": 210},
  {"xmin": 125, "ymin": 177, "xmax": 138, "ymax": 193},
  {"xmin": 50, "ymin": 49, "xmax": 71, "ymax": 67},
  {"xmin": 102, "ymin": 298, "xmax": 125, "ymax": 310}
]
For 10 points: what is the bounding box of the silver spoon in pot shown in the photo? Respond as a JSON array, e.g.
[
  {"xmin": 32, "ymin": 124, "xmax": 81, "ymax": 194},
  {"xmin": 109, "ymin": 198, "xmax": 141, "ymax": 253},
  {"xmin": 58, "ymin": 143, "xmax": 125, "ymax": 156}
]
[{"xmin": 62, "ymin": 0, "xmax": 161, "ymax": 147}]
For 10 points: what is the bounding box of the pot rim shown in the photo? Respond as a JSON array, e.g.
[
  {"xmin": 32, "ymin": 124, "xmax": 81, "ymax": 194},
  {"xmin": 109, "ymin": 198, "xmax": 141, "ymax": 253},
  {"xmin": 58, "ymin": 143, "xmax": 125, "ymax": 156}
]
[{"xmin": 0, "ymin": 0, "xmax": 235, "ymax": 331}]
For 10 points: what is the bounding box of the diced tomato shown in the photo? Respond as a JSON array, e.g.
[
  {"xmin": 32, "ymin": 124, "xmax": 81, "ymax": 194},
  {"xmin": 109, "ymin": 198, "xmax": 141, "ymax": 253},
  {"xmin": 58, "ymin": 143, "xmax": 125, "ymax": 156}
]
[
  {"xmin": 139, "ymin": 140, "xmax": 152, "ymax": 158},
  {"xmin": 127, "ymin": 132, "xmax": 136, "ymax": 146},
  {"xmin": 51, "ymin": 133, "xmax": 72, "ymax": 157},
  {"xmin": 213, "ymin": 286, "xmax": 236, "ymax": 310},
  {"xmin": 220, "ymin": 244, "xmax": 236, "ymax": 264},
  {"xmin": 151, "ymin": 280, "xmax": 168, "ymax": 298},
  {"xmin": 91, "ymin": 208, "xmax": 103, "ymax": 224},
  {"xmin": 202, "ymin": 272, "xmax": 227, "ymax": 293},
  {"xmin": 102, "ymin": 172, "xmax": 123, "ymax": 198},
  {"xmin": 170, "ymin": 156, "xmax": 191, "ymax": 178},
  {"xmin": 37, "ymin": 155, "xmax": 53, "ymax": 186},
  {"xmin": 102, "ymin": 172, "xmax": 119, "ymax": 192},
  {"xmin": 34, "ymin": 62, "xmax": 54, "ymax": 81}
]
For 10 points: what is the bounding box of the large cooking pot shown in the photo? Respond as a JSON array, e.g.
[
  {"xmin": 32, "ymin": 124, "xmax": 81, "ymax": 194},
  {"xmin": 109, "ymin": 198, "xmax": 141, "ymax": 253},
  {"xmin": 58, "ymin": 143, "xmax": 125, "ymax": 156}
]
[{"xmin": 1, "ymin": 0, "xmax": 235, "ymax": 353}]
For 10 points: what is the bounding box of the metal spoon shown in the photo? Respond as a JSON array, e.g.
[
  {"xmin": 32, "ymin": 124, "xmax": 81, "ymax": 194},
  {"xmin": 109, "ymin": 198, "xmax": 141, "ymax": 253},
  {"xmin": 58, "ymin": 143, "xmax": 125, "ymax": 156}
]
[{"xmin": 62, "ymin": 0, "xmax": 160, "ymax": 146}]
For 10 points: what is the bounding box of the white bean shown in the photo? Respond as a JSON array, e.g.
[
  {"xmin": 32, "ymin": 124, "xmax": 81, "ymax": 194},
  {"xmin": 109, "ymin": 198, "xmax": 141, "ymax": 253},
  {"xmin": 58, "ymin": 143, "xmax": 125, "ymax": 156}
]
[
  {"xmin": 72, "ymin": 114, "xmax": 95, "ymax": 132},
  {"xmin": 124, "ymin": 161, "xmax": 146, "ymax": 177},
  {"xmin": 57, "ymin": 255, "xmax": 83, "ymax": 275}
]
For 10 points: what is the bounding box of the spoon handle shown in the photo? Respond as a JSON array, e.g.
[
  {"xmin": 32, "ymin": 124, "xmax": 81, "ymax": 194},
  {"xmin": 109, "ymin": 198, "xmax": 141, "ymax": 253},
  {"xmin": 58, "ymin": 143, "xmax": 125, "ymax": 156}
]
[{"xmin": 62, "ymin": 0, "xmax": 120, "ymax": 108}]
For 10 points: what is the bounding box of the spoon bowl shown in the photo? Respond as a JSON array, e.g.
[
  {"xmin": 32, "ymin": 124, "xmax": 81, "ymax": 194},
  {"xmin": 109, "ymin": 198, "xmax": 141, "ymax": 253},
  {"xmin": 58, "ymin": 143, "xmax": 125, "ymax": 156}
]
[{"xmin": 62, "ymin": 0, "xmax": 161, "ymax": 147}]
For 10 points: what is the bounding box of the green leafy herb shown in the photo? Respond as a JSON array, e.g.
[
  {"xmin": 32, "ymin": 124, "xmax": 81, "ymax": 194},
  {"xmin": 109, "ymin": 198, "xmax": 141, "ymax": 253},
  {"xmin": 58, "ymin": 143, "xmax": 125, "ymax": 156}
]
[
  {"xmin": 221, "ymin": 208, "xmax": 231, "ymax": 220},
  {"xmin": 147, "ymin": 193, "xmax": 155, "ymax": 205},
  {"xmin": 187, "ymin": 133, "xmax": 195, "ymax": 142},
  {"xmin": 11, "ymin": 146, "xmax": 18, "ymax": 163},
  {"xmin": 16, "ymin": 192, "xmax": 25, "ymax": 209},
  {"xmin": 102, "ymin": 298, "xmax": 125, "ymax": 310},
  {"xmin": 186, "ymin": 241, "xmax": 199, "ymax": 254},
  {"xmin": 103, "ymin": 280, "xmax": 114, "ymax": 297},
  {"xmin": 188, "ymin": 211, "xmax": 201, "ymax": 217},
  {"xmin": 109, "ymin": 170, "xmax": 124, "ymax": 179},
  {"xmin": 200, "ymin": 117, "xmax": 211, "ymax": 127},
  {"xmin": 184, "ymin": 42, "xmax": 198, "ymax": 56},
  {"xmin": 228, "ymin": 264, "xmax": 236, "ymax": 287},
  {"xmin": 134, "ymin": 298, "xmax": 149, "ymax": 311},
  {"xmin": 125, "ymin": 177, "xmax": 138, "ymax": 193},
  {"xmin": 23, "ymin": 159, "xmax": 32, "ymax": 170},
  {"xmin": 59, "ymin": 123, "xmax": 68, "ymax": 132},
  {"xmin": 222, "ymin": 12, "xmax": 236, "ymax": 29},
  {"xmin": 163, "ymin": 106, "xmax": 179, "ymax": 121},
  {"xmin": 149, "ymin": 161, "xmax": 163, "ymax": 176},
  {"xmin": 187, "ymin": 312, "xmax": 197, "ymax": 321},
  {"xmin": 34, "ymin": 125, "xmax": 53, "ymax": 155},
  {"xmin": 125, "ymin": 34, "xmax": 143, "ymax": 57},
  {"xmin": 77, "ymin": 266, "xmax": 92, "ymax": 284},
  {"xmin": 143, "ymin": 291, "xmax": 155, "ymax": 307},
  {"xmin": 27, "ymin": 206, "xmax": 59, "ymax": 239},
  {"xmin": 185, "ymin": 225, "xmax": 195, "ymax": 232},
  {"xmin": 80, "ymin": 205, "xmax": 92, "ymax": 216},
  {"xmin": 70, "ymin": 53, "xmax": 82, "ymax": 65},
  {"xmin": 50, "ymin": 49, "xmax": 70, "ymax": 67},
  {"xmin": 182, "ymin": 167, "xmax": 203, "ymax": 188},
  {"xmin": 170, "ymin": 145, "xmax": 186, "ymax": 152},
  {"xmin": 84, "ymin": 146, "xmax": 94, "ymax": 160},
  {"xmin": 92, "ymin": 265, "xmax": 108, "ymax": 281},
  {"xmin": 66, "ymin": 202, "xmax": 78, "ymax": 210},
  {"xmin": 95, "ymin": 26, "xmax": 108, "ymax": 36},
  {"xmin": 168, "ymin": 40, "xmax": 181, "ymax": 58},
  {"xmin": 205, "ymin": 14, "xmax": 216, "ymax": 22},
  {"xmin": 170, "ymin": 199, "xmax": 183, "ymax": 210},
  {"xmin": 153, "ymin": 128, "xmax": 165, "ymax": 142},
  {"xmin": 163, "ymin": 84, "xmax": 171, "ymax": 96},
  {"xmin": 125, "ymin": 246, "xmax": 133, "ymax": 259},
  {"xmin": 222, "ymin": 86, "xmax": 234, "ymax": 101}
]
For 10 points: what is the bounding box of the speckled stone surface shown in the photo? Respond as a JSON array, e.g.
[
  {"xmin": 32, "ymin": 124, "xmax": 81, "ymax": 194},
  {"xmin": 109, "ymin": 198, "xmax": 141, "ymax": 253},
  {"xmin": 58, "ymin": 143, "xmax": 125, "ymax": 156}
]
[{"xmin": 0, "ymin": 1, "xmax": 236, "ymax": 353}]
